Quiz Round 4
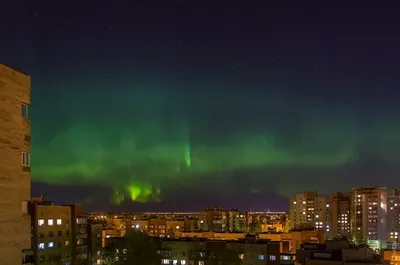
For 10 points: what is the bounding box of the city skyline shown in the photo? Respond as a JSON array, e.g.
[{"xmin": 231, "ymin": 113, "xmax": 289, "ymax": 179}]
[{"xmin": 2, "ymin": 1, "xmax": 400, "ymax": 211}]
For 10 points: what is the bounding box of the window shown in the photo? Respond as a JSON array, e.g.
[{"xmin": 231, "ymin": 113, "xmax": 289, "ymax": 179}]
[
  {"xmin": 181, "ymin": 261, "xmax": 186, "ymax": 265},
  {"xmin": 48, "ymin": 242, "xmax": 54, "ymax": 248},
  {"xmin": 65, "ymin": 240, "xmax": 69, "ymax": 247},
  {"xmin": 57, "ymin": 219, "xmax": 62, "ymax": 225},
  {"xmin": 22, "ymin": 104, "xmax": 28, "ymax": 118},
  {"xmin": 97, "ymin": 260, "xmax": 101, "ymax": 265},
  {"xmin": 38, "ymin": 243, "xmax": 45, "ymax": 249},
  {"xmin": 48, "ymin": 219, "xmax": 54, "ymax": 226},
  {"xmin": 270, "ymin": 255, "xmax": 276, "ymax": 261},
  {"xmin": 173, "ymin": 260, "xmax": 178, "ymax": 265},
  {"xmin": 162, "ymin": 259, "xmax": 170, "ymax": 264},
  {"xmin": 21, "ymin": 152, "xmax": 30, "ymax": 167},
  {"xmin": 38, "ymin": 219, "xmax": 44, "ymax": 226},
  {"xmin": 97, "ymin": 250, "xmax": 101, "ymax": 255},
  {"xmin": 258, "ymin": 255, "xmax": 265, "ymax": 260}
]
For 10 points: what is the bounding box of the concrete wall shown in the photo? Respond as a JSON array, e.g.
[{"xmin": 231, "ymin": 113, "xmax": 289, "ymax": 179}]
[{"xmin": 0, "ymin": 63, "xmax": 32, "ymax": 264}]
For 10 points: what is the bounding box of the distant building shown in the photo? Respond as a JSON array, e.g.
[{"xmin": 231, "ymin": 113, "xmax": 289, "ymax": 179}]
[
  {"xmin": 351, "ymin": 186, "xmax": 388, "ymax": 249},
  {"xmin": 199, "ymin": 207, "xmax": 228, "ymax": 232},
  {"xmin": 327, "ymin": 192, "xmax": 351, "ymax": 239},
  {"xmin": 160, "ymin": 237, "xmax": 280, "ymax": 265},
  {"xmin": 29, "ymin": 196, "xmax": 89, "ymax": 265},
  {"xmin": 228, "ymin": 210, "xmax": 249, "ymax": 232},
  {"xmin": 289, "ymin": 191, "xmax": 326, "ymax": 230},
  {"xmin": 198, "ymin": 207, "xmax": 248, "ymax": 233},
  {"xmin": 387, "ymin": 189, "xmax": 400, "ymax": 245}
]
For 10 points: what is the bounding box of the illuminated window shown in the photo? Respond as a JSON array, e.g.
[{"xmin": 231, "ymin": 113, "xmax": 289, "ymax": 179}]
[
  {"xmin": 65, "ymin": 240, "xmax": 69, "ymax": 246},
  {"xmin": 173, "ymin": 260, "xmax": 178, "ymax": 265},
  {"xmin": 161, "ymin": 260, "xmax": 170, "ymax": 264},
  {"xmin": 21, "ymin": 152, "xmax": 30, "ymax": 167},
  {"xmin": 48, "ymin": 219, "xmax": 54, "ymax": 226},
  {"xmin": 258, "ymin": 255, "xmax": 265, "ymax": 260},
  {"xmin": 57, "ymin": 219, "xmax": 62, "ymax": 225},
  {"xmin": 270, "ymin": 255, "xmax": 276, "ymax": 261},
  {"xmin": 38, "ymin": 219, "xmax": 44, "ymax": 226},
  {"xmin": 48, "ymin": 242, "xmax": 54, "ymax": 248},
  {"xmin": 97, "ymin": 251, "xmax": 101, "ymax": 255},
  {"xmin": 21, "ymin": 104, "xmax": 28, "ymax": 118},
  {"xmin": 181, "ymin": 261, "xmax": 186, "ymax": 265},
  {"xmin": 96, "ymin": 260, "xmax": 101, "ymax": 265},
  {"xmin": 38, "ymin": 243, "xmax": 44, "ymax": 249}
]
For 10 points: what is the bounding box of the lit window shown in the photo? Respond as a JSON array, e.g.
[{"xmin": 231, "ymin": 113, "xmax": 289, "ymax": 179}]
[
  {"xmin": 96, "ymin": 260, "xmax": 101, "ymax": 265},
  {"xmin": 97, "ymin": 250, "xmax": 101, "ymax": 255},
  {"xmin": 48, "ymin": 242, "xmax": 54, "ymax": 248},
  {"xmin": 161, "ymin": 260, "xmax": 170, "ymax": 264},
  {"xmin": 21, "ymin": 104, "xmax": 28, "ymax": 118},
  {"xmin": 21, "ymin": 152, "xmax": 30, "ymax": 167},
  {"xmin": 270, "ymin": 255, "xmax": 276, "ymax": 261},
  {"xmin": 38, "ymin": 243, "xmax": 44, "ymax": 249},
  {"xmin": 258, "ymin": 255, "xmax": 265, "ymax": 260},
  {"xmin": 173, "ymin": 260, "xmax": 178, "ymax": 265},
  {"xmin": 181, "ymin": 261, "xmax": 186, "ymax": 265},
  {"xmin": 65, "ymin": 240, "xmax": 69, "ymax": 246},
  {"xmin": 38, "ymin": 219, "xmax": 44, "ymax": 226},
  {"xmin": 48, "ymin": 219, "xmax": 54, "ymax": 226},
  {"xmin": 57, "ymin": 219, "xmax": 62, "ymax": 225}
]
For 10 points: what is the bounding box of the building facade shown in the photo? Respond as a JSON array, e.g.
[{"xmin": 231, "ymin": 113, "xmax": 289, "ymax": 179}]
[
  {"xmin": 289, "ymin": 191, "xmax": 326, "ymax": 230},
  {"xmin": 351, "ymin": 187, "xmax": 388, "ymax": 249},
  {"xmin": 387, "ymin": 189, "xmax": 400, "ymax": 245},
  {"xmin": 87, "ymin": 224, "xmax": 103, "ymax": 265},
  {"xmin": 0, "ymin": 62, "xmax": 33, "ymax": 264},
  {"xmin": 160, "ymin": 237, "xmax": 280, "ymax": 265},
  {"xmin": 29, "ymin": 197, "xmax": 89, "ymax": 265},
  {"xmin": 327, "ymin": 192, "xmax": 351, "ymax": 239}
]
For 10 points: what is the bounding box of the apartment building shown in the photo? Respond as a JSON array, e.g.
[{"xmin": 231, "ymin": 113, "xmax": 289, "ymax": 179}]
[
  {"xmin": 387, "ymin": 189, "xmax": 400, "ymax": 245},
  {"xmin": 351, "ymin": 187, "xmax": 388, "ymax": 249},
  {"xmin": 160, "ymin": 237, "xmax": 280, "ymax": 265},
  {"xmin": 289, "ymin": 191, "xmax": 326, "ymax": 230},
  {"xmin": 87, "ymin": 224, "xmax": 103, "ymax": 265},
  {"xmin": 327, "ymin": 192, "xmax": 351, "ymax": 239},
  {"xmin": 0, "ymin": 62, "xmax": 33, "ymax": 264},
  {"xmin": 29, "ymin": 196, "xmax": 89, "ymax": 265}
]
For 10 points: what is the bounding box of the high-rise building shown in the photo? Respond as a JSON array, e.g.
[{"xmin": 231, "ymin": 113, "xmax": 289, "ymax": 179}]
[
  {"xmin": 0, "ymin": 62, "xmax": 33, "ymax": 264},
  {"xmin": 351, "ymin": 186, "xmax": 388, "ymax": 249},
  {"xmin": 387, "ymin": 189, "xmax": 400, "ymax": 245},
  {"xmin": 289, "ymin": 191, "xmax": 326, "ymax": 230},
  {"xmin": 29, "ymin": 196, "xmax": 89, "ymax": 265},
  {"xmin": 327, "ymin": 192, "xmax": 351, "ymax": 239}
]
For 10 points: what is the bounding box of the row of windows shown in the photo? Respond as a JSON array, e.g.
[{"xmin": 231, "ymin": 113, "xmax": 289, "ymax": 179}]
[
  {"xmin": 21, "ymin": 104, "xmax": 30, "ymax": 167},
  {"xmin": 38, "ymin": 240, "xmax": 69, "ymax": 249},
  {"xmin": 38, "ymin": 230, "xmax": 70, "ymax": 237},
  {"xmin": 38, "ymin": 219, "xmax": 66, "ymax": 226}
]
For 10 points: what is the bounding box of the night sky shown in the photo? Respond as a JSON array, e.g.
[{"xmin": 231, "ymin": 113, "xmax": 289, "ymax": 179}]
[{"xmin": 1, "ymin": 1, "xmax": 400, "ymax": 211}]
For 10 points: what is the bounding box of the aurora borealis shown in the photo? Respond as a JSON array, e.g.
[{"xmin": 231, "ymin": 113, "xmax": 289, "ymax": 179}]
[{"xmin": 2, "ymin": 1, "xmax": 400, "ymax": 210}]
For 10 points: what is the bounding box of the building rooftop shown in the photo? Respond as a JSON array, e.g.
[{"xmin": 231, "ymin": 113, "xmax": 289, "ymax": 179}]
[{"xmin": 0, "ymin": 61, "xmax": 29, "ymax": 76}]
